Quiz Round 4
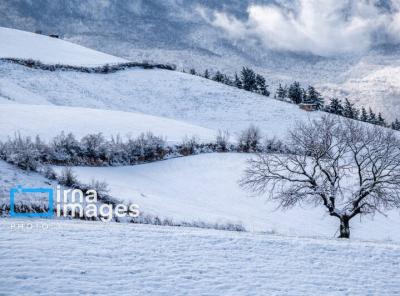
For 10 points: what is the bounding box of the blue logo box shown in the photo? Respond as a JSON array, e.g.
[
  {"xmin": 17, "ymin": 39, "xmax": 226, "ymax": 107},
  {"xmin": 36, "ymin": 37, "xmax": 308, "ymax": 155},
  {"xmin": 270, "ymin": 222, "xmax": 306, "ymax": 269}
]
[{"xmin": 10, "ymin": 186, "xmax": 54, "ymax": 218}]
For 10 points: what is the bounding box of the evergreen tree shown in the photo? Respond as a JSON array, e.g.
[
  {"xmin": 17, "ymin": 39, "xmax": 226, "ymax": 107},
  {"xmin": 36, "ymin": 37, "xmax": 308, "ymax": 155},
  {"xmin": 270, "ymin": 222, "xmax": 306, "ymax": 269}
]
[
  {"xmin": 301, "ymin": 89, "xmax": 308, "ymax": 104},
  {"xmin": 360, "ymin": 107, "xmax": 368, "ymax": 122},
  {"xmin": 189, "ymin": 68, "xmax": 196, "ymax": 75},
  {"xmin": 240, "ymin": 67, "xmax": 257, "ymax": 92},
  {"xmin": 306, "ymin": 86, "xmax": 324, "ymax": 109},
  {"xmin": 368, "ymin": 108, "xmax": 377, "ymax": 124},
  {"xmin": 212, "ymin": 71, "xmax": 224, "ymax": 82},
  {"xmin": 276, "ymin": 84, "xmax": 287, "ymax": 100},
  {"xmin": 377, "ymin": 112, "xmax": 386, "ymax": 126},
  {"xmin": 255, "ymin": 74, "xmax": 270, "ymax": 96},
  {"xmin": 343, "ymin": 98, "xmax": 359, "ymax": 119},
  {"xmin": 222, "ymin": 74, "xmax": 232, "ymax": 86},
  {"xmin": 391, "ymin": 119, "xmax": 400, "ymax": 130},
  {"xmin": 326, "ymin": 98, "xmax": 343, "ymax": 115},
  {"xmin": 204, "ymin": 69, "xmax": 210, "ymax": 79},
  {"xmin": 234, "ymin": 73, "xmax": 242, "ymax": 89},
  {"xmin": 288, "ymin": 82, "xmax": 303, "ymax": 104}
]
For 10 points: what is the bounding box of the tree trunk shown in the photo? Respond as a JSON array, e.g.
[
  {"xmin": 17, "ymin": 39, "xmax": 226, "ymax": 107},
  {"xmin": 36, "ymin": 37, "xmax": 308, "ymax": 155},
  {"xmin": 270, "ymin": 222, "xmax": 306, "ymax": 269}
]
[{"xmin": 339, "ymin": 216, "xmax": 350, "ymax": 239}]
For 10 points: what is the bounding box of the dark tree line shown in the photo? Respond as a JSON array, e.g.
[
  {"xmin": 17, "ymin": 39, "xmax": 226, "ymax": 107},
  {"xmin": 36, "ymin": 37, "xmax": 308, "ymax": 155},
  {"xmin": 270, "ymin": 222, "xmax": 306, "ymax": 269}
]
[
  {"xmin": 276, "ymin": 81, "xmax": 399, "ymax": 130},
  {"xmin": 187, "ymin": 67, "xmax": 270, "ymax": 97},
  {"xmin": 189, "ymin": 66, "xmax": 397, "ymax": 131}
]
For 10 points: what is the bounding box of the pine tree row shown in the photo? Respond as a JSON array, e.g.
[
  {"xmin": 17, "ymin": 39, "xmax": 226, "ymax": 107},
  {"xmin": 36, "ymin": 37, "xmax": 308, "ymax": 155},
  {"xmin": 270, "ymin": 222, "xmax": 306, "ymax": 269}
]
[{"xmin": 188, "ymin": 67, "xmax": 400, "ymax": 131}]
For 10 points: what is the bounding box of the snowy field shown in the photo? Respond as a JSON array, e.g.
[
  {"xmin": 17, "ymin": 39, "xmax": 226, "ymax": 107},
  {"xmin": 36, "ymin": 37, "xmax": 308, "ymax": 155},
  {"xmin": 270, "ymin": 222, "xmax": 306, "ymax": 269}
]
[
  {"xmin": 63, "ymin": 153, "xmax": 400, "ymax": 242},
  {"xmin": 0, "ymin": 104, "xmax": 216, "ymax": 143},
  {"xmin": 0, "ymin": 61, "xmax": 318, "ymax": 137},
  {"xmin": 1, "ymin": 219, "xmax": 399, "ymax": 296},
  {"xmin": 0, "ymin": 26, "xmax": 321, "ymax": 138},
  {"xmin": 0, "ymin": 27, "xmax": 127, "ymax": 66}
]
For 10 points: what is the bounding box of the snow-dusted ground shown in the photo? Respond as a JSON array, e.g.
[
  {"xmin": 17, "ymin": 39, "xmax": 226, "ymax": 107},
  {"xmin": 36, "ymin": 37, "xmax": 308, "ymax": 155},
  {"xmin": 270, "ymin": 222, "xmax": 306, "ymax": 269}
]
[
  {"xmin": 0, "ymin": 161, "xmax": 57, "ymax": 206},
  {"xmin": 0, "ymin": 26, "xmax": 320, "ymax": 138},
  {"xmin": 0, "ymin": 27, "xmax": 127, "ymax": 66},
  {"xmin": 1, "ymin": 219, "xmax": 399, "ymax": 296},
  {"xmin": 0, "ymin": 104, "xmax": 215, "ymax": 143},
  {"xmin": 0, "ymin": 61, "xmax": 318, "ymax": 137},
  {"xmin": 64, "ymin": 153, "xmax": 400, "ymax": 242}
]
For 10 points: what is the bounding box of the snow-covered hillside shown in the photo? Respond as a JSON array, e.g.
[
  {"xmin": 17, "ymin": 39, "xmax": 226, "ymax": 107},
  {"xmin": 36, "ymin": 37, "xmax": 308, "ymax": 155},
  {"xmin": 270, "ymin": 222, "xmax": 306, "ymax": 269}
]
[
  {"xmin": 0, "ymin": 161, "xmax": 57, "ymax": 206},
  {"xmin": 0, "ymin": 60, "xmax": 318, "ymax": 138},
  {"xmin": 2, "ymin": 2, "xmax": 400, "ymax": 120},
  {"xmin": 1, "ymin": 219, "xmax": 399, "ymax": 295},
  {"xmin": 1, "ymin": 26, "xmax": 398, "ymax": 243},
  {"xmin": 0, "ymin": 27, "xmax": 323, "ymax": 138},
  {"xmin": 63, "ymin": 153, "xmax": 400, "ymax": 242},
  {"xmin": 0, "ymin": 104, "xmax": 215, "ymax": 143},
  {"xmin": 2, "ymin": 8, "xmax": 400, "ymax": 296},
  {"xmin": 0, "ymin": 27, "xmax": 127, "ymax": 66}
]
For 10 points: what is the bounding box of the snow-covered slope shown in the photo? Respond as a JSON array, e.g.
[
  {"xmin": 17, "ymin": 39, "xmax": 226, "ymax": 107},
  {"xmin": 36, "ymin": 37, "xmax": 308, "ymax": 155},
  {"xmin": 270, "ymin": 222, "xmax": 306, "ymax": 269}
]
[
  {"xmin": 0, "ymin": 160, "xmax": 57, "ymax": 206},
  {"xmin": 0, "ymin": 61, "xmax": 319, "ymax": 138},
  {"xmin": 2, "ymin": 219, "xmax": 399, "ymax": 296},
  {"xmin": 0, "ymin": 104, "xmax": 215, "ymax": 143},
  {"xmin": 1, "ymin": 26, "xmax": 398, "ymax": 245},
  {"xmin": 2, "ymin": 2, "xmax": 400, "ymax": 120},
  {"xmin": 0, "ymin": 26, "xmax": 320, "ymax": 138},
  {"xmin": 0, "ymin": 27, "xmax": 127, "ymax": 66},
  {"xmin": 64, "ymin": 153, "xmax": 400, "ymax": 242}
]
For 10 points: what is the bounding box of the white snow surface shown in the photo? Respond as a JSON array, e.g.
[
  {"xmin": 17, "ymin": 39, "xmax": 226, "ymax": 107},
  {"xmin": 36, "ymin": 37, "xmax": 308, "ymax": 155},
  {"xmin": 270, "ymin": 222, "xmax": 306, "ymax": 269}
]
[
  {"xmin": 64, "ymin": 153, "xmax": 400, "ymax": 242},
  {"xmin": 1, "ymin": 219, "xmax": 399, "ymax": 296},
  {"xmin": 0, "ymin": 27, "xmax": 127, "ymax": 66},
  {"xmin": 0, "ymin": 62, "xmax": 319, "ymax": 138},
  {"xmin": 0, "ymin": 104, "xmax": 216, "ymax": 143},
  {"xmin": 0, "ymin": 160, "xmax": 57, "ymax": 206}
]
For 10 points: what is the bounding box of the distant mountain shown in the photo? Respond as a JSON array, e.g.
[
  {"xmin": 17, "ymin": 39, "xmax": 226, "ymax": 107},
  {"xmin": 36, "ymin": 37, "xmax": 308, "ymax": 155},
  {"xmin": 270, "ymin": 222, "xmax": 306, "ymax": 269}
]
[{"xmin": 1, "ymin": 0, "xmax": 400, "ymax": 120}]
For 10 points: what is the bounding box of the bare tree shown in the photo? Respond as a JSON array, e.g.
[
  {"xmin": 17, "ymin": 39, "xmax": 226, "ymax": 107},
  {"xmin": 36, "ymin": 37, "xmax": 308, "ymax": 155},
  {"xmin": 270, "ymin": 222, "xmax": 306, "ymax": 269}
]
[{"xmin": 241, "ymin": 115, "xmax": 400, "ymax": 238}]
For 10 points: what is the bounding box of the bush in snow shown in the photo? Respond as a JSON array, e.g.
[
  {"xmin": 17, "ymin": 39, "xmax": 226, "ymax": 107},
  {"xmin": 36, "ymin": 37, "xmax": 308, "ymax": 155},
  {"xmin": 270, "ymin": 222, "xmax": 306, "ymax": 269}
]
[
  {"xmin": 80, "ymin": 133, "xmax": 108, "ymax": 165},
  {"xmin": 238, "ymin": 125, "xmax": 262, "ymax": 153},
  {"xmin": 0, "ymin": 134, "xmax": 40, "ymax": 171},
  {"xmin": 216, "ymin": 130, "xmax": 230, "ymax": 152},
  {"xmin": 263, "ymin": 137, "xmax": 287, "ymax": 154},
  {"xmin": 50, "ymin": 132, "xmax": 82, "ymax": 164},
  {"xmin": 125, "ymin": 132, "xmax": 167, "ymax": 163},
  {"xmin": 43, "ymin": 166, "xmax": 57, "ymax": 180},
  {"xmin": 131, "ymin": 213, "xmax": 246, "ymax": 232},
  {"xmin": 0, "ymin": 129, "xmax": 287, "ymax": 171},
  {"xmin": 178, "ymin": 136, "xmax": 199, "ymax": 156},
  {"xmin": 58, "ymin": 167, "xmax": 79, "ymax": 188},
  {"xmin": 107, "ymin": 135, "xmax": 129, "ymax": 165},
  {"xmin": 88, "ymin": 179, "xmax": 110, "ymax": 197}
]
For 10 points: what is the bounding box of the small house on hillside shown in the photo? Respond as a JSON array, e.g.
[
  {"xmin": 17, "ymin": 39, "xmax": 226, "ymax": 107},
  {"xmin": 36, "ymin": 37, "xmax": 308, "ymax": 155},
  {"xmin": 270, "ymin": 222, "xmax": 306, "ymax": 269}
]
[{"xmin": 299, "ymin": 103, "xmax": 318, "ymax": 112}]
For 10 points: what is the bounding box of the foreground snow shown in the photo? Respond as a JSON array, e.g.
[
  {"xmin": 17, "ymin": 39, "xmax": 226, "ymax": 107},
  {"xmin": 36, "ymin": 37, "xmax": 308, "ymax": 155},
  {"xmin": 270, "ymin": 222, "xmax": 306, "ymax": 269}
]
[
  {"xmin": 1, "ymin": 219, "xmax": 399, "ymax": 295},
  {"xmin": 66, "ymin": 153, "xmax": 400, "ymax": 242},
  {"xmin": 0, "ymin": 104, "xmax": 216, "ymax": 143},
  {"xmin": 0, "ymin": 27, "xmax": 127, "ymax": 66}
]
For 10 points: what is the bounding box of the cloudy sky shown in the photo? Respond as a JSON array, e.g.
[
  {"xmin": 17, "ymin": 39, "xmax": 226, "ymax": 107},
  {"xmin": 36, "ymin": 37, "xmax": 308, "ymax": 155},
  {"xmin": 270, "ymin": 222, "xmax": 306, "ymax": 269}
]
[{"xmin": 205, "ymin": 0, "xmax": 400, "ymax": 56}]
